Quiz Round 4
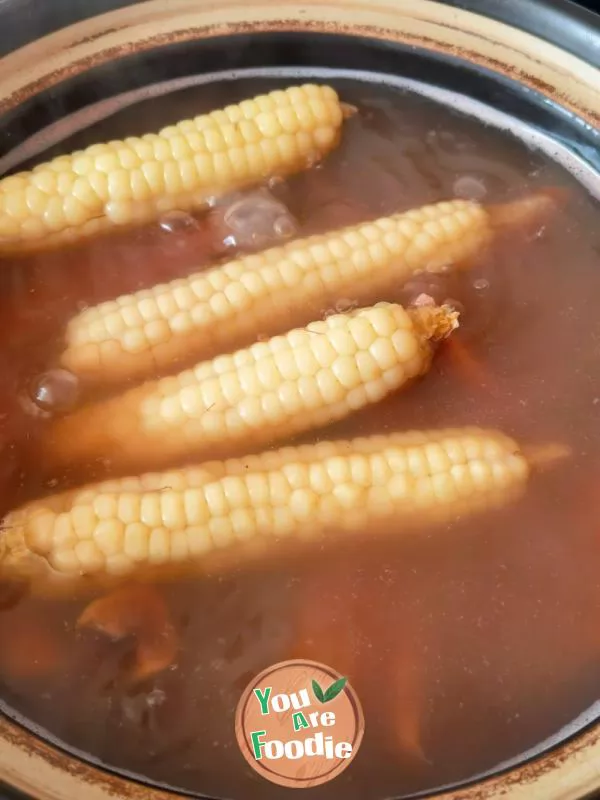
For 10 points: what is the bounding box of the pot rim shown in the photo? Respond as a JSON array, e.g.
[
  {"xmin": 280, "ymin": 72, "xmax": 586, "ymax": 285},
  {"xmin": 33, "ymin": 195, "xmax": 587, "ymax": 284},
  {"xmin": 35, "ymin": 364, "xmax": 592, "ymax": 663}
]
[
  {"xmin": 0, "ymin": 0, "xmax": 600, "ymax": 123},
  {"xmin": 0, "ymin": 2, "xmax": 599, "ymax": 800},
  {"xmin": 440, "ymin": 0, "xmax": 600, "ymax": 67}
]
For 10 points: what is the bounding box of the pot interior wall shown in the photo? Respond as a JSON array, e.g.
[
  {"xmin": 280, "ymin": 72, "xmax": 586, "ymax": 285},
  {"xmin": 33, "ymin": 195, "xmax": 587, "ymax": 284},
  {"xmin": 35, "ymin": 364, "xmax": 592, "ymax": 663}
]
[{"xmin": 2, "ymin": 32, "xmax": 599, "ymax": 177}]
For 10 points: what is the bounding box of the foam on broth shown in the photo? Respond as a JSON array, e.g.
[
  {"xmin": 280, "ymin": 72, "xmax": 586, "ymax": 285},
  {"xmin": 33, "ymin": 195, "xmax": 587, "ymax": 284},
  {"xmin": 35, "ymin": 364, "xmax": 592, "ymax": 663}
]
[{"xmin": 0, "ymin": 74, "xmax": 599, "ymax": 800}]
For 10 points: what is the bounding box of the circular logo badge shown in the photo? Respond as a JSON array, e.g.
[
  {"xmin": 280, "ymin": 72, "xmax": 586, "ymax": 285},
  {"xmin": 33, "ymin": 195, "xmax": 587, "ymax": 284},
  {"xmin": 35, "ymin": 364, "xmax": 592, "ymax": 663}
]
[{"xmin": 235, "ymin": 659, "xmax": 364, "ymax": 788}]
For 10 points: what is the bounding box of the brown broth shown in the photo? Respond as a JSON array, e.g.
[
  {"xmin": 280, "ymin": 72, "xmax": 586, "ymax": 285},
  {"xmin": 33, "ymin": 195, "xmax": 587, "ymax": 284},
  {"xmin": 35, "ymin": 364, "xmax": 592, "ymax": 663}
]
[{"xmin": 0, "ymin": 77, "xmax": 600, "ymax": 799}]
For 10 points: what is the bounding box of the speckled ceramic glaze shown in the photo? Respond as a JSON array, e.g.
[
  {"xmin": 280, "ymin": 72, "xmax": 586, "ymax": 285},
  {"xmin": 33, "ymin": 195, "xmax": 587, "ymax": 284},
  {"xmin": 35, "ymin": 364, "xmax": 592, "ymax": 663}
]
[{"xmin": 0, "ymin": 1, "xmax": 599, "ymax": 798}]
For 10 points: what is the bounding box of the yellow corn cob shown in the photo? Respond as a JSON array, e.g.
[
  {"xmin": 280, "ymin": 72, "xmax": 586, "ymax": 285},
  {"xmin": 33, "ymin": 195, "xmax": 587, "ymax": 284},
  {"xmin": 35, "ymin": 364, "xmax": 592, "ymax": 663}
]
[
  {"xmin": 42, "ymin": 302, "xmax": 459, "ymax": 474},
  {"xmin": 60, "ymin": 191, "xmax": 561, "ymax": 389},
  {"xmin": 61, "ymin": 198, "xmax": 490, "ymax": 386},
  {"xmin": 0, "ymin": 84, "xmax": 346, "ymax": 254},
  {"xmin": 0, "ymin": 427, "xmax": 540, "ymax": 592},
  {"xmin": 28, "ymin": 434, "xmax": 379, "ymax": 509}
]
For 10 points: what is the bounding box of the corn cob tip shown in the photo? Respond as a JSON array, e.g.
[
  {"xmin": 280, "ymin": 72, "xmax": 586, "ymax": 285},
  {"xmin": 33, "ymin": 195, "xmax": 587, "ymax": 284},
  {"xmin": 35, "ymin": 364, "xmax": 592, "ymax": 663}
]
[
  {"xmin": 487, "ymin": 190, "xmax": 563, "ymax": 231},
  {"xmin": 408, "ymin": 304, "xmax": 460, "ymax": 342},
  {"xmin": 341, "ymin": 102, "xmax": 359, "ymax": 119},
  {"xmin": 522, "ymin": 442, "xmax": 571, "ymax": 471}
]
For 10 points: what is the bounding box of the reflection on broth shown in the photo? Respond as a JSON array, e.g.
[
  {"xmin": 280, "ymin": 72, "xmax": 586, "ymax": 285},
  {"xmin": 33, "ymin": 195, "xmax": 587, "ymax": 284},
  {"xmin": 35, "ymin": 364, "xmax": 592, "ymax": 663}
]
[{"xmin": 0, "ymin": 76, "xmax": 599, "ymax": 800}]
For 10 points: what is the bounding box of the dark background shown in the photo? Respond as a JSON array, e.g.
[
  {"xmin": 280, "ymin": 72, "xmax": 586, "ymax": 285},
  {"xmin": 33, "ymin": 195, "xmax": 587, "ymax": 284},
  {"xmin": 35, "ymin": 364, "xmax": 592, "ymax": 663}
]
[{"xmin": 0, "ymin": 0, "xmax": 598, "ymax": 798}]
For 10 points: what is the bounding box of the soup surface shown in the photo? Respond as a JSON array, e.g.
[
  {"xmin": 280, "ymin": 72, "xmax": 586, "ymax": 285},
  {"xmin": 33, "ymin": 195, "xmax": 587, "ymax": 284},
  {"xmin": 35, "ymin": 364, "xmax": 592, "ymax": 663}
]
[{"xmin": 0, "ymin": 76, "xmax": 599, "ymax": 800}]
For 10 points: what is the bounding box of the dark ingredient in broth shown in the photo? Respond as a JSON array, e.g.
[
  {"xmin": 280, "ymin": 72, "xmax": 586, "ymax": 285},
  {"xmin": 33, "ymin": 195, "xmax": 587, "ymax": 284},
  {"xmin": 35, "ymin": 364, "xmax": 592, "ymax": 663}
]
[{"xmin": 0, "ymin": 78, "xmax": 600, "ymax": 800}]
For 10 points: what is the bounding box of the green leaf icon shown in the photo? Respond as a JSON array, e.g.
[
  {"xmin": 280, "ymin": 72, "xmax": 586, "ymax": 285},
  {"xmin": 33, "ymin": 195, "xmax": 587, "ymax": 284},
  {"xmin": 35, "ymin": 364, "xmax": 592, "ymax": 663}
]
[
  {"xmin": 312, "ymin": 679, "xmax": 325, "ymax": 703},
  {"xmin": 323, "ymin": 677, "xmax": 348, "ymax": 702},
  {"xmin": 312, "ymin": 676, "xmax": 348, "ymax": 703}
]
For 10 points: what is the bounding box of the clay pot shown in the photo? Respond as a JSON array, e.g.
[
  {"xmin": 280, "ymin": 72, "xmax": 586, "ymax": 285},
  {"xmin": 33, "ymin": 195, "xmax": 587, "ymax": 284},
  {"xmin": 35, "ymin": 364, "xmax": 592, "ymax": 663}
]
[{"xmin": 0, "ymin": 1, "xmax": 598, "ymax": 798}]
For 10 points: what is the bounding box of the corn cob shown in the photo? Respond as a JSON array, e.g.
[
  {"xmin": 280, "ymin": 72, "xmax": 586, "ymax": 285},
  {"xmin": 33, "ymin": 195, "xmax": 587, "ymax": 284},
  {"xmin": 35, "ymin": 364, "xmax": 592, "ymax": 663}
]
[
  {"xmin": 61, "ymin": 198, "xmax": 490, "ymax": 386},
  {"xmin": 0, "ymin": 84, "xmax": 346, "ymax": 254},
  {"xmin": 42, "ymin": 302, "xmax": 459, "ymax": 474},
  {"xmin": 0, "ymin": 427, "xmax": 542, "ymax": 591}
]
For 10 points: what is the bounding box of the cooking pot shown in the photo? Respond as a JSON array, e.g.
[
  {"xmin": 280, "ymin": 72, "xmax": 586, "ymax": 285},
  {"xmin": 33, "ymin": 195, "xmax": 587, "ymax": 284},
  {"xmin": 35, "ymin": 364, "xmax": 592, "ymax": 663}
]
[{"xmin": 0, "ymin": 1, "xmax": 599, "ymax": 798}]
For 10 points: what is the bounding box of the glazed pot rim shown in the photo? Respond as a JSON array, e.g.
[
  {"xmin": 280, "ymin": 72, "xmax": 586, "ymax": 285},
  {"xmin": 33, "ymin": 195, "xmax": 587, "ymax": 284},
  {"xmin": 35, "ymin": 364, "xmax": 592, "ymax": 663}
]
[
  {"xmin": 0, "ymin": 2, "xmax": 599, "ymax": 800},
  {"xmin": 438, "ymin": 0, "xmax": 600, "ymax": 67},
  {"xmin": 0, "ymin": 0, "xmax": 600, "ymax": 124},
  {"xmin": 2, "ymin": 0, "xmax": 600, "ymax": 65}
]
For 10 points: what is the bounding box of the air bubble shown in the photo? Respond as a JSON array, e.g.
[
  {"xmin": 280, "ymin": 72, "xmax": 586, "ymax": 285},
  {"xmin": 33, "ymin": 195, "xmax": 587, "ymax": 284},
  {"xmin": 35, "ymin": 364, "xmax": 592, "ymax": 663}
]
[
  {"xmin": 219, "ymin": 189, "xmax": 297, "ymax": 251},
  {"xmin": 443, "ymin": 297, "xmax": 465, "ymax": 315},
  {"xmin": 453, "ymin": 175, "xmax": 487, "ymax": 201},
  {"xmin": 30, "ymin": 369, "xmax": 80, "ymax": 413},
  {"xmin": 273, "ymin": 215, "xmax": 297, "ymax": 240},
  {"xmin": 412, "ymin": 293, "xmax": 436, "ymax": 308},
  {"xmin": 402, "ymin": 276, "xmax": 451, "ymax": 307},
  {"xmin": 267, "ymin": 175, "xmax": 285, "ymax": 189},
  {"xmin": 334, "ymin": 298, "xmax": 358, "ymax": 313},
  {"xmin": 158, "ymin": 210, "xmax": 200, "ymax": 234},
  {"xmin": 304, "ymin": 150, "xmax": 321, "ymax": 169}
]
